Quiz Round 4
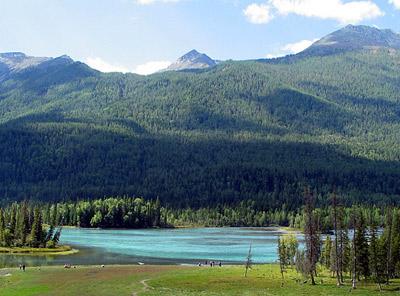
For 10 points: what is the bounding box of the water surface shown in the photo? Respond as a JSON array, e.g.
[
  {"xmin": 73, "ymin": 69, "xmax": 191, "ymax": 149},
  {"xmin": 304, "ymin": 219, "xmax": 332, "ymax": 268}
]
[{"xmin": 0, "ymin": 227, "xmax": 302, "ymax": 267}]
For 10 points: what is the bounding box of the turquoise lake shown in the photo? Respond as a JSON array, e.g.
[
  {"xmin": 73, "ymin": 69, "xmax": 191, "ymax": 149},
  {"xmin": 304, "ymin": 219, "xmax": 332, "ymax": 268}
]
[{"xmin": 0, "ymin": 228, "xmax": 303, "ymax": 267}]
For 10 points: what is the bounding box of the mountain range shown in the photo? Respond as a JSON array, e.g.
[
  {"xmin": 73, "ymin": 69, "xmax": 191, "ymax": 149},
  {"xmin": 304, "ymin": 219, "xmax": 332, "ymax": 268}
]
[{"xmin": 0, "ymin": 25, "xmax": 399, "ymax": 207}]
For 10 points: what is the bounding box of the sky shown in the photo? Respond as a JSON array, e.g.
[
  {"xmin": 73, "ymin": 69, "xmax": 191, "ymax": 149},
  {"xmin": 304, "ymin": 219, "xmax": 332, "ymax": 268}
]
[{"xmin": 0, "ymin": 0, "xmax": 399, "ymax": 75}]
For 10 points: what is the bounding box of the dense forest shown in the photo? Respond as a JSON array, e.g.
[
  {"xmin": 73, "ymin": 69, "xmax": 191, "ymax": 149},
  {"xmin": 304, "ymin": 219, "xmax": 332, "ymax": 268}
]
[
  {"xmin": 0, "ymin": 202, "xmax": 62, "ymax": 248},
  {"xmin": 0, "ymin": 43, "xmax": 399, "ymax": 208}
]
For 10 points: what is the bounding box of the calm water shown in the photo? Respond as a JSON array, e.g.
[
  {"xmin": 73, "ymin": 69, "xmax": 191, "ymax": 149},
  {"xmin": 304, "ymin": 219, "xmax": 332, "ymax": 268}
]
[{"xmin": 0, "ymin": 227, "xmax": 303, "ymax": 268}]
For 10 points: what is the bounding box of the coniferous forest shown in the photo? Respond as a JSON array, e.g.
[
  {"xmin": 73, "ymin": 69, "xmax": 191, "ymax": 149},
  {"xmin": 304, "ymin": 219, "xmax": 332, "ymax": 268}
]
[
  {"xmin": 0, "ymin": 202, "xmax": 62, "ymax": 249},
  {"xmin": 0, "ymin": 48, "xmax": 399, "ymax": 209}
]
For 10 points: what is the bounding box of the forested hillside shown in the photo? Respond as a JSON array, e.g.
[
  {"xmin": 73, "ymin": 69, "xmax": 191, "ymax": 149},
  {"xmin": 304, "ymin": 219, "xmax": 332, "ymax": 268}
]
[{"xmin": 1, "ymin": 26, "xmax": 399, "ymax": 208}]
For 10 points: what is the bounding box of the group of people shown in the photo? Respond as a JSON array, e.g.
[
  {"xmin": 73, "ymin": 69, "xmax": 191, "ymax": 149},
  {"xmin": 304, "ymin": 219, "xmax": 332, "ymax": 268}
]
[
  {"xmin": 198, "ymin": 260, "xmax": 222, "ymax": 267},
  {"xmin": 19, "ymin": 264, "xmax": 26, "ymax": 271}
]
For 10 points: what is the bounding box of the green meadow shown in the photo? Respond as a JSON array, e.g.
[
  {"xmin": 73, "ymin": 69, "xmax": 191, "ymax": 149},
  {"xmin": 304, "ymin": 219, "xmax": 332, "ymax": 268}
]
[{"xmin": 1, "ymin": 265, "xmax": 399, "ymax": 296}]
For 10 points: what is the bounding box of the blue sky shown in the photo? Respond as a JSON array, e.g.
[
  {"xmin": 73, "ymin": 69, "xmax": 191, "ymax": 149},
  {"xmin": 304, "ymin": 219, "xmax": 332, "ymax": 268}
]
[{"xmin": 1, "ymin": 0, "xmax": 399, "ymax": 74}]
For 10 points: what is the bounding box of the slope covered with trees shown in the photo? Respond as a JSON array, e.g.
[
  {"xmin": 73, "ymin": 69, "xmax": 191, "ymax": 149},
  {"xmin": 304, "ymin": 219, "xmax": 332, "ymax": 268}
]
[{"xmin": 0, "ymin": 27, "xmax": 399, "ymax": 208}]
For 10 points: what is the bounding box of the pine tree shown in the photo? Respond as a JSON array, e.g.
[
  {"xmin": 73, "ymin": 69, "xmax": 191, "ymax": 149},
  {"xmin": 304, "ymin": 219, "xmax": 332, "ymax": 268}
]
[
  {"xmin": 321, "ymin": 235, "xmax": 332, "ymax": 269},
  {"xmin": 16, "ymin": 202, "xmax": 30, "ymax": 245},
  {"xmin": 304, "ymin": 187, "xmax": 318, "ymax": 285},
  {"xmin": 0, "ymin": 209, "xmax": 5, "ymax": 246},
  {"xmin": 384, "ymin": 207, "xmax": 394, "ymax": 283},
  {"xmin": 354, "ymin": 208, "xmax": 370, "ymax": 280},
  {"xmin": 30, "ymin": 207, "xmax": 44, "ymax": 248},
  {"xmin": 331, "ymin": 191, "xmax": 342, "ymax": 286},
  {"xmin": 369, "ymin": 217, "xmax": 385, "ymax": 291}
]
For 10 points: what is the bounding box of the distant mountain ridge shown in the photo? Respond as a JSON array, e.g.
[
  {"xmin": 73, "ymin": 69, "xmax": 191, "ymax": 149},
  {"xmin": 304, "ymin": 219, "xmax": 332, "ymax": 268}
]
[
  {"xmin": 166, "ymin": 49, "xmax": 217, "ymax": 71},
  {"xmin": 300, "ymin": 25, "xmax": 400, "ymax": 57},
  {"xmin": 0, "ymin": 52, "xmax": 74, "ymax": 81},
  {"xmin": 3, "ymin": 25, "xmax": 399, "ymax": 76}
]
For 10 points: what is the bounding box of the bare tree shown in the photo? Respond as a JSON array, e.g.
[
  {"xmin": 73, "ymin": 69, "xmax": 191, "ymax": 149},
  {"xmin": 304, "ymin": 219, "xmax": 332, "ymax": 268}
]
[{"xmin": 244, "ymin": 243, "xmax": 252, "ymax": 277}]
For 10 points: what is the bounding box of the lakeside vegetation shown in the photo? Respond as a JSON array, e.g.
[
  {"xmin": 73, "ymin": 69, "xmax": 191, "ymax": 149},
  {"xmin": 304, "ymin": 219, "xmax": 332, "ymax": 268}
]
[
  {"xmin": 21, "ymin": 196, "xmax": 396, "ymax": 231},
  {"xmin": 0, "ymin": 202, "xmax": 63, "ymax": 252}
]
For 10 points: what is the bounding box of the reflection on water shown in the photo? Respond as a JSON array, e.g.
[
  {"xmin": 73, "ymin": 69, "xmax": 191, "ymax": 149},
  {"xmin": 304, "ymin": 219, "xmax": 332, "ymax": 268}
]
[{"xmin": 0, "ymin": 227, "xmax": 303, "ymax": 268}]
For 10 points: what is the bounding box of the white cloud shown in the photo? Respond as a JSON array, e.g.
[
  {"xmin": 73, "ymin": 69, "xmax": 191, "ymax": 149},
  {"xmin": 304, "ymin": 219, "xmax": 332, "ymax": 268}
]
[
  {"xmin": 134, "ymin": 60, "xmax": 172, "ymax": 75},
  {"xmin": 85, "ymin": 57, "xmax": 129, "ymax": 73},
  {"xmin": 243, "ymin": 3, "xmax": 274, "ymax": 24},
  {"xmin": 270, "ymin": 0, "xmax": 384, "ymax": 24},
  {"xmin": 136, "ymin": 0, "xmax": 180, "ymax": 5},
  {"xmin": 389, "ymin": 0, "xmax": 400, "ymax": 9},
  {"xmin": 85, "ymin": 57, "xmax": 171, "ymax": 75},
  {"xmin": 267, "ymin": 38, "xmax": 318, "ymax": 58},
  {"xmin": 245, "ymin": 0, "xmax": 383, "ymax": 25},
  {"xmin": 282, "ymin": 38, "xmax": 318, "ymax": 53}
]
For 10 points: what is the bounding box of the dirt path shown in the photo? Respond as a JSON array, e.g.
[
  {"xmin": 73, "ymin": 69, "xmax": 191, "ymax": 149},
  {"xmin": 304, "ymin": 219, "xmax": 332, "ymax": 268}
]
[{"xmin": 132, "ymin": 279, "xmax": 152, "ymax": 296}]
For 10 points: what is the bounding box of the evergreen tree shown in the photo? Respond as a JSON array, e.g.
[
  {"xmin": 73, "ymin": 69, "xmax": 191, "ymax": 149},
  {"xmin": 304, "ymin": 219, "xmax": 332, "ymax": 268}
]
[
  {"xmin": 354, "ymin": 207, "xmax": 370, "ymax": 280},
  {"xmin": 384, "ymin": 207, "xmax": 394, "ymax": 283},
  {"xmin": 0, "ymin": 209, "xmax": 5, "ymax": 246},
  {"xmin": 304, "ymin": 188, "xmax": 319, "ymax": 285},
  {"xmin": 331, "ymin": 191, "xmax": 342, "ymax": 285},
  {"xmin": 369, "ymin": 219, "xmax": 385, "ymax": 291},
  {"xmin": 29, "ymin": 207, "xmax": 44, "ymax": 248},
  {"xmin": 321, "ymin": 235, "xmax": 332, "ymax": 269}
]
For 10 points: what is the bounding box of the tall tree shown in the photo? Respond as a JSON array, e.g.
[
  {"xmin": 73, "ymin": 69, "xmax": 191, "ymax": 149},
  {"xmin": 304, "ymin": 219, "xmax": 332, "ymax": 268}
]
[
  {"xmin": 354, "ymin": 207, "xmax": 369, "ymax": 280},
  {"xmin": 331, "ymin": 191, "xmax": 342, "ymax": 286},
  {"xmin": 304, "ymin": 187, "xmax": 319, "ymax": 285},
  {"xmin": 321, "ymin": 235, "xmax": 332, "ymax": 269},
  {"xmin": 29, "ymin": 207, "xmax": 43, "ymax": 248},
  {"xmin": 278, "ymin": 237, "xmax": 287, "ymax": 282},
  {"xmin": 369, "ymin": 218, "xmax": 385, "ymax": 291},
  {"xmin": 384, "ymin": 207, "xmax": 394, "ymax": 284}
]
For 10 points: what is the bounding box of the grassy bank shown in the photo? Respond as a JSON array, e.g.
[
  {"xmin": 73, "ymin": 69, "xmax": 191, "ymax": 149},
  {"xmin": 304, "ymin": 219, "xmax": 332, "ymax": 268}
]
[
  {"xmin": 1, "ymin": 264, "xmax": 399, "ymax": 295},
  {"xmin": 0, "ymin": 245, "xmax": 78, "ymax": 256}
]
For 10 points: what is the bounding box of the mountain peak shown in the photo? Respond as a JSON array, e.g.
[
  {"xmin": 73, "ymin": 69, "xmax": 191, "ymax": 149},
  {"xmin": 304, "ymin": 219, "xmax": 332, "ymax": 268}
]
[
  {"xmin": 166, "ymin": 49, "xmax": 216, "ymax": 71},
  {"xmin": 0, "ymin": 52, "xmax": 51, "ymax": 75},
  {"xmin": 180, "ymin": 49, "xmax": 201, "ymax": 59},
  {"xmin": 300, "ymin": 25, "xmax": 400, "ymax": 57},
  {"xmin": 0, "ymin": 52, "xmax": 76, "ymax": 81}
]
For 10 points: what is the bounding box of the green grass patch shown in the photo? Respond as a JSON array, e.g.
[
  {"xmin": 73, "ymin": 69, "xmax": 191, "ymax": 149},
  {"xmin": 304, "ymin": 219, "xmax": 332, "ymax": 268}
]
[{"xmin": 1, "ymin": 265, "xmax": 399, "ymax": 296}]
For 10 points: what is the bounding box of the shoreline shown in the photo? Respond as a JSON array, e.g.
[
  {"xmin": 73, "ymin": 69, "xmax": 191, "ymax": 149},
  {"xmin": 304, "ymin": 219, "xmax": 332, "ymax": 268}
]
[{"xmin": 0, "ymin": 245, "xmax": 79, "ymax": 256}]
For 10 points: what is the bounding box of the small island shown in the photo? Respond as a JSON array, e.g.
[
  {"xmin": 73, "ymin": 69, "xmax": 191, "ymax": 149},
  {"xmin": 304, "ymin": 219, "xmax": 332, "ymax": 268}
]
[
  {"xmin": 0, "ymin": 245, "xmax": 77, "ymax": 256},
  {"xmin": 0, "ymin": 203, "xmax": 76, "ymax": 256}
]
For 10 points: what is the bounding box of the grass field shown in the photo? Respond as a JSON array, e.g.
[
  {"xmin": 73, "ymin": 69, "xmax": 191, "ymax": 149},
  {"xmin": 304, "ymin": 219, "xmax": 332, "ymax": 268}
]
[{"xmin": 1, "ymin": 264, "xmax": 399, "ymax": 296}]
